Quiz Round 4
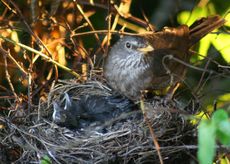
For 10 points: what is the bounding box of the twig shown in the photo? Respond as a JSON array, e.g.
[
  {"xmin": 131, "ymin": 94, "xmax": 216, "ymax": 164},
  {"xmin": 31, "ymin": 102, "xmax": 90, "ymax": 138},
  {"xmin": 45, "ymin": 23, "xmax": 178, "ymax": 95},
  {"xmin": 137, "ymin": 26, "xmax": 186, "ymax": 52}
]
[
  {"xmin": 100, "ymin": 0, "xmax": 133, "ymax": 51},
  {"xmin": 78, "ymin": 0, "xmax": 153, "ymax": 31},
  {"xmin": 194, "ymin": 57, "xmax": 211, "ymax": 95},
  {"xmin": 0, "ymin": 47, "xmax": 27, "ymax": 75},
  {"xmin": 140, "ymin": 97, "xmax": 164, "ymax": 164},
  {"xmin": 4, "ymin": 0, "xmax": 53, "ymax": 57},
  {"xmin": 72, "ymin": 29, "xmax": 153, "ymax": 37},
  {"xmin": 75, "ymin": 1, "xmax": 104, "ymax": 52},
  {"xmin": 162, "ymin": 55, "xmax": 229, "ymax": 78},
  {"xmin": 0, "ymin": 35, "xmax": 81, "ymax": 78},
  {"xmin": 27, "ymin": 66, "xmax": 32, "ymax": 114},
  {"xmin": 105, "ymin": 0, "xmax": 112, "ymax": 55},
  {"xmin": 2, "ymin": 51, "xmax": 18, "ymax": 101},
  {"xmin": 117, "ymin": 17, "xmax": 147, "ymax": 33}
]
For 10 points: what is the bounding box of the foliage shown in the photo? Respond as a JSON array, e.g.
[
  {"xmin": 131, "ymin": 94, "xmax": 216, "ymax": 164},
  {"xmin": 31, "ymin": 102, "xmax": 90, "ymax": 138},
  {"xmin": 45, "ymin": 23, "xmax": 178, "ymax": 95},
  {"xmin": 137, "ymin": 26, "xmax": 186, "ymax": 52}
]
[
  {"xmin": 40, "ymin": 155, "xmax": 52, "ymax": 164},
  {"xmin": 177, "ymin": 1, "xmax": 230, "ymax": 62},
  {"xmin": 198, "ymin": 109, "xmax": 230, "ymax": 164}
]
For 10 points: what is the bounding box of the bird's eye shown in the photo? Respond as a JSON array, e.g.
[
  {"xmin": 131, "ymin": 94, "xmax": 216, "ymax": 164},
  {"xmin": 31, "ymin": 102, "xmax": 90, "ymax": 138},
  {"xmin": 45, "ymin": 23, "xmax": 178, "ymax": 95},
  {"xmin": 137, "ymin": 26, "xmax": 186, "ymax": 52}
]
[{"xmin": 125, "ymin": 42, "xmax": 132, "ymax": 49}]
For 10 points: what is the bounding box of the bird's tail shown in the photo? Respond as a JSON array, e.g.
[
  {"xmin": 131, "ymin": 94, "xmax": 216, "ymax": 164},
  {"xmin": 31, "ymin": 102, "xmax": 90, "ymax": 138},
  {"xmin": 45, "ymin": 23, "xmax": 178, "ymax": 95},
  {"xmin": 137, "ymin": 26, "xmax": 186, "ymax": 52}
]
[{"xmin": 189, "ymin": 15, "xmax": 225, "ymax": 47}]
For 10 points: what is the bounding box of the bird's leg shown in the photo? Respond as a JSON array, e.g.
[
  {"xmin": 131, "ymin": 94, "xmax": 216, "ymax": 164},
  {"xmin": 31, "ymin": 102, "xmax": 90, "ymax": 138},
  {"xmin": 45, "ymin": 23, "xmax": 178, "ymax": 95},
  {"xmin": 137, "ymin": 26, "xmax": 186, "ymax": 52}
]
[
  {"xmin": 165, "ymin": 82, "xmax": 180, "ymax": 100},
  {"xmin": 158, "ymin": 82, "xmax": 180, "ymax": 106}
]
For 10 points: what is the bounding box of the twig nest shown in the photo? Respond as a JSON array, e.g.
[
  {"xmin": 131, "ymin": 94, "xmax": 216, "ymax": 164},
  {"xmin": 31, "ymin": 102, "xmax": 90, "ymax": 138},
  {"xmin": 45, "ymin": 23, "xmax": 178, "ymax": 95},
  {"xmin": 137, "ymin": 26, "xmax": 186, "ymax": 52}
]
[{"xmin": 0, "ymin": 79, "xmax": 198, "ymax": 163}]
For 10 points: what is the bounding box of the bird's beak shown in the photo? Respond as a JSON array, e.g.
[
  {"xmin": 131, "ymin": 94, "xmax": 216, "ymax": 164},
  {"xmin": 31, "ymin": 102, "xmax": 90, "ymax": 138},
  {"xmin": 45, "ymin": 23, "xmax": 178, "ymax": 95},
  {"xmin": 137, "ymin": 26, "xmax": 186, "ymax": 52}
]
[{"xmin": 137, "ymin": 44, "xmax": 154, "ymax": 52}]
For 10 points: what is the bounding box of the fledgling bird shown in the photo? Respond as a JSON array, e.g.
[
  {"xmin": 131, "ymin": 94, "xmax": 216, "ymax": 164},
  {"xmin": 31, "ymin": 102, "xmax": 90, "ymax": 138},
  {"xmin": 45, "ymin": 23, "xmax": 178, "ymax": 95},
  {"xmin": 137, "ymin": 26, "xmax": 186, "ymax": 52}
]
[
  {"xmin": 52, "ymin": 93, "xmax": 137, "ymax": 130},
  {"xmin": 104, "ymin": 15, "xmax": 225, "ymax": 100}
]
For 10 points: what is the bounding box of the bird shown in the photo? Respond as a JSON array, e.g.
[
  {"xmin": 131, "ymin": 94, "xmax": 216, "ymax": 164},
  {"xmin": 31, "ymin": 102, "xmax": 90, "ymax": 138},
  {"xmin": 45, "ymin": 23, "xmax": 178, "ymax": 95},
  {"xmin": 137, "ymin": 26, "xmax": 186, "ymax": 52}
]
[
  {"xmin": 52, "ymin": 93, "xmax": 138, "ymax": 131},
  {"xmin": 103, "ymin": 15, "xmax": 225, "ymax": 100}
]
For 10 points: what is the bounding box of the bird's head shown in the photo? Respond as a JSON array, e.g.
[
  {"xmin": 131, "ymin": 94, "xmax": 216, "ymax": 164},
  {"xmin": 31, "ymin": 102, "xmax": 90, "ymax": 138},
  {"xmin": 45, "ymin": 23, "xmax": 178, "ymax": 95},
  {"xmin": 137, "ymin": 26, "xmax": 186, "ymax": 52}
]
[
  {"xmin": 52, "ymin": 93, "xmax": 80, "ymax": 129},
  {"xmin": 109, "ymin": 36, "xmax": 154, "ymax": 60}
]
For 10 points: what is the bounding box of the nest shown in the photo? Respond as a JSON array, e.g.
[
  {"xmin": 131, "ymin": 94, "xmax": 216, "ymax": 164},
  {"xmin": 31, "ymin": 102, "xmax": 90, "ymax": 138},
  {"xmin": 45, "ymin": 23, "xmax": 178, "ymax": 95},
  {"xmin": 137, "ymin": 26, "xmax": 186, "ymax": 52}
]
[{"xmin": 0, "ymin": 79, "xmax": 198, "ymax": 163}]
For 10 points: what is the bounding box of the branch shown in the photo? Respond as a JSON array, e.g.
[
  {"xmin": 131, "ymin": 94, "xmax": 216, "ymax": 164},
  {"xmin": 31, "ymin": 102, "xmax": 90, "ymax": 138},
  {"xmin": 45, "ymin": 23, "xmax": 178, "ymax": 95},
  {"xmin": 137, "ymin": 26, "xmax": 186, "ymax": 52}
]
[{"xmin": 0, "ymin": 35, "xmax": 81, "ymax": 78}]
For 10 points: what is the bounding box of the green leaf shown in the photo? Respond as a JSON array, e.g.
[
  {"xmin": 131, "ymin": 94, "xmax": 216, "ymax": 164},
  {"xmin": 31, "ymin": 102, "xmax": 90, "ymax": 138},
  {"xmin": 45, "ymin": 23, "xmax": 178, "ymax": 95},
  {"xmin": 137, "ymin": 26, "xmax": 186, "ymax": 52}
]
[
  {"xmin": 211, "ymin": 33, "xmax": 230, "ymax": 63},
  {"xmin": 197, "ymin": 31, "xmax": 230, "ymax": 62},
  {"xmin": 198, "ymin": 34, "xmax": 212, "ymax": 59},
  {"xmin": 177, "ymin": 4, "xmax": 230, "ymax": 63},
  {"xmin": 212, "ymin": 109, "xmax": 230, "ymax": 145},
  {"xmin": 212, "ymin": 109, "xmax": 228, "ymax": 125},
  {"xmin": 177, "ymin": 7, "xmax": 209, "ymax": 26},
  {"xmin": 40, "ymin": 155, "xmax": 52, "ymax": 164},
  {"xmin": 198, "ymin": 120, "xmax": 216, "ymax": 164},
  {"xmin": 216, "ymin": 120, "xmax": 230, "ymax": 145}
]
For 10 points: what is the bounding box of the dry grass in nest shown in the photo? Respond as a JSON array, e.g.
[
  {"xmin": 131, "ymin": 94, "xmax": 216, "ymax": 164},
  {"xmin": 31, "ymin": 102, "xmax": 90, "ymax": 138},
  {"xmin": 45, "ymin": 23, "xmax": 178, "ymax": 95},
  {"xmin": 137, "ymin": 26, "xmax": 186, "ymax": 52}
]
[{"xmin": 0, "ymin": 79, "xmax": 198, "ymax": 163}]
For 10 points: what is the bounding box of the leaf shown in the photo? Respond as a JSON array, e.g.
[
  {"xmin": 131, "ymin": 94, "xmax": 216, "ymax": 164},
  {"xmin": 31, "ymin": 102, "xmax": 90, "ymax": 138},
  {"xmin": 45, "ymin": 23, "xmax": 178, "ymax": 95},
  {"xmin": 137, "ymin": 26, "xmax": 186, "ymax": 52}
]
[
  {"xmin": 212, "ymin": 109, "xmax": 228, "ymax": 125},
  {"xmin": 190, "ymin": 111, "xmax": 208, "ymax": 125},
  {"xmin": 212, "ymin": 109, "xmax": 230, "ymax": 145},
  {"xmin": 225, "ymin": 13, "xmax": 230, "ymax": 27},
  {"xmin": 11, "ymin": 31, "xmax": 21, "ymax": 52},
  {"xmin": 220, "ymin": 155, "xmax": 230, "ymax": 164},
  {"xmin": 177, "ymin": 4, "xmax": 230, "ymax": 63},
  {"xmin": 218, "ymin": 93, "xmax": 230, "ymax": 102},
  {"xmin": 40, "ymin": 155, "xmax": 52, "ymax": 164},
  {"xmin": 198, "ymin": 34, "xmax": 212, "ymax": 59},
  {"xmin": 177, "ymin": 7, "xmax": 208, "ymax": 26},
  {"xmin": 216, "ymin": 120, "xmax": 230, "ymax": 145},
  {"xmin": 57, "ymin": 43, "xmax": 67, "ymax": 66},
  {"xmin": 211, "ymin": 33, "xmax": 230, "ymax": 63},
  {"xmin": 198, "ymin": 120, "xmax": 216, "ymax": 164}
]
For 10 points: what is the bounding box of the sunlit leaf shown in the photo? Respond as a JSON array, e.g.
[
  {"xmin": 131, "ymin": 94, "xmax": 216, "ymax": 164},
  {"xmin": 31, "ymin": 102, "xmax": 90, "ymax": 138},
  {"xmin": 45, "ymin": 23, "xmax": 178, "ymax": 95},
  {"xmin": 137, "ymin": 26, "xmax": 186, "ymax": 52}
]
[
  {"xmin": 177, "ymin": 3, "xmax": 230, "ymax": 62},
  {"xmin": 190, "ymin": 111, "xmax": 208, "ymax": 125},
  {"xmin": 11, "ymin": 31, "xmax": 21, "ymax": 52},
  {"xmin": 218, "ymin": 93, "xmax": 230, "ymax": 102},
  {"xmin": 212, "ymin": 33, "xmax": 230, "ymax": 63},
  {"xmin": 220, "ymin": 155, "xmax": 230, "ymax": 164},
  {"xmin": 57, "ymin": 44, "xmax": 66, "ymax": 66},
  {"xmin": 177, "ymin": 6, "xmax": 212, "ymax": 60},
  {"xmin": 198, "ymin": 34, "xmax": 212, "ymax": 59},
  {"xmin": 177, "ymin": 7, "xmax": 208, "ymax": 26},
  {"xmin": 224, "ymin": 13, "xmax": 230, "ymax": 27}
]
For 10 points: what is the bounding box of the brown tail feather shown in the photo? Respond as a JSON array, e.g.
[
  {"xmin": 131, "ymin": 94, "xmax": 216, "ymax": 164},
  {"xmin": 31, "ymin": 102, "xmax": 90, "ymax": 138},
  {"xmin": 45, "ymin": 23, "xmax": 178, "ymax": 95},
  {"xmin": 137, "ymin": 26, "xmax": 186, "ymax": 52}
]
[{"xmin": 189, "ymin": 15, "xmax": 225, "ymax": 46}]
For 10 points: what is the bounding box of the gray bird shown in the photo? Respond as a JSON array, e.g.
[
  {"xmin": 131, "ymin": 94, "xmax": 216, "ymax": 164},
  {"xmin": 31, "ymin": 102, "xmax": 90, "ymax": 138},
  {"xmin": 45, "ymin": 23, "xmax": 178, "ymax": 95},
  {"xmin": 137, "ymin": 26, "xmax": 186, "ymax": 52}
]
[{"xmin": 104, "ymin": 15, "xmax": 225, "ymax": 100}]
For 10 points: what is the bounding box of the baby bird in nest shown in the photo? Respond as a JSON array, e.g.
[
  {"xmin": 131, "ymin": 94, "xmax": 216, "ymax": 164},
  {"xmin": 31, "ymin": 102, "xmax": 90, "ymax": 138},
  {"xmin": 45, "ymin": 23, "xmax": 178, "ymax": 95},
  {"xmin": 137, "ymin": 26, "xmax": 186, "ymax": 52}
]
[{"xmin": 52, "ymin": 93, "xmax": 137, "ymax": 131}]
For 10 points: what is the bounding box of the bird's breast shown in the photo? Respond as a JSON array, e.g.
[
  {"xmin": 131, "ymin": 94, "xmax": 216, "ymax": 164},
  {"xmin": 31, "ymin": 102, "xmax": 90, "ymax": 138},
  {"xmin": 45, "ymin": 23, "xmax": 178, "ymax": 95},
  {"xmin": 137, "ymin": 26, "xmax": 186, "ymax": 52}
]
[{"xmin": 104, "ymin": 55, "xmax": 153, "ymax": 99}]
